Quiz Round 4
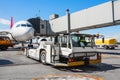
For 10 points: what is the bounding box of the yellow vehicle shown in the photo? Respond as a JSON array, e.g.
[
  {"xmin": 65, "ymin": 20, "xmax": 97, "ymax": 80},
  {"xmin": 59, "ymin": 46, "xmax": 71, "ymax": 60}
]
[
  {"xmin": 0, "ymin": 36, "xmax": 13, "ymax": 50},
  {"xmin": 95, "ymin": 38, "xmax": 118, "ymax": 49}
]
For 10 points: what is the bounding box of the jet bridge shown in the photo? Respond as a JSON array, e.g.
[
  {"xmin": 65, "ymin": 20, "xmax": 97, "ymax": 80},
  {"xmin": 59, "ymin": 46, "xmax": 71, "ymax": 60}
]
[{"xmin": 49, "ymin": 0, "xmax": 120, "ymax": 33}]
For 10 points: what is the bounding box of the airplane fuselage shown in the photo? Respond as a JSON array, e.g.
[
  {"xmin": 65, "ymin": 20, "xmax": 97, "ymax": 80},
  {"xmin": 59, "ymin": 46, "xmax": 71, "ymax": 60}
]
[{"xmin": 11, "ymin": 21, "xmax": 34, "ymax": 41}]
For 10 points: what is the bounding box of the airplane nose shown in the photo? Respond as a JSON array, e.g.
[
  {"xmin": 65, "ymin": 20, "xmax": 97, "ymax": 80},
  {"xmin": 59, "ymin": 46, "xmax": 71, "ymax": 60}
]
[
  {"xmin": 11, "ymin": 20, "xmax": 34, "ymax": 41},
  {"xmin": 20, "ymin": 27, "xmax": 34, "ymax": 41},
  {"xmin": 12, "ymin": 27, "xmax": 34, "ymax": 41}
]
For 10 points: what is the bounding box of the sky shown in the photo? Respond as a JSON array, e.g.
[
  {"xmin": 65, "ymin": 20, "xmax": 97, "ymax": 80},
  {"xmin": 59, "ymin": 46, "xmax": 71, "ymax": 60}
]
[{"xmin": 0, "ymin": 0, "xmax": 120, "ymax": 41}]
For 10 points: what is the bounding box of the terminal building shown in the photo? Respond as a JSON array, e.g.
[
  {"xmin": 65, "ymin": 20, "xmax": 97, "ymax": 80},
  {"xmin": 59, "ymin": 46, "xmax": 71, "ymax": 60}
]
[
  {"xmin": 28, "ymin": 17, "xmax": 51, "ymax": 36},
  {"xmin": 27, "ymin": 14, "xmax": 60, "ymax": 36}
]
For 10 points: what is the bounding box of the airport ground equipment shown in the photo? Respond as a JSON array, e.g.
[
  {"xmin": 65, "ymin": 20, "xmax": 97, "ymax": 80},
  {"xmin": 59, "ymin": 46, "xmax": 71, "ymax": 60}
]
[
  {"xmin": 0, "ymin": 36, "xmax": 13, "ymax": 50},
  {"xmin": 24, "ymin": 0, "xmax": 120, "ymax": 67},
  {"xmin": 95, "ymin": 38, "xmax": 118, "ymax": 49},
  {"xmin": 25, "ymin": 33, "xmax": 101, "ymax": 67}
]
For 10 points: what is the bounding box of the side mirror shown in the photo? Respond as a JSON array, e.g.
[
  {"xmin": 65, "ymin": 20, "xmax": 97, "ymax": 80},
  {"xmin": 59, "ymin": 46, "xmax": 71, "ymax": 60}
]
[
  {"xmin": 102, "ymin": 38, "xmax": 104, "ymax": 43},
  {"xmin": 96, "ymin": 34, "xmax": 99, "ymax": 38}
]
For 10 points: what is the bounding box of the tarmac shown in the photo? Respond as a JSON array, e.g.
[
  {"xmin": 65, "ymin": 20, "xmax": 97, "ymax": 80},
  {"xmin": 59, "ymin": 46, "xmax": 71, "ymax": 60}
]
[{"xmin": 0, "ymin": 47, "xmax": 120, "ymax": 80}]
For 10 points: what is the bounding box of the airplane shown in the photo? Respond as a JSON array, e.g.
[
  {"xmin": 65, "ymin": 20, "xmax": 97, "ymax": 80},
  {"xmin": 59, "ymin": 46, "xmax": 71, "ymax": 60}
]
[
  {"xmin": 10, "ymin": 20, "xmax": 34, "ymax": 41},
  {"xmin": 0, "ymin": 17, "xmax": 35, "ymax": 48}
]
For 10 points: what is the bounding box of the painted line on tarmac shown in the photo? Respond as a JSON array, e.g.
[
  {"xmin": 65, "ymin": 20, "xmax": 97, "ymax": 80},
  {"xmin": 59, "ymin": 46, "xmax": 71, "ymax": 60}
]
[
  {"xmin": 102, "ymin": 54, "xmax": 120, "ymax": 58},
  {"xmin": 0, "ymin": 62, "xmax": 40, "ymax": 67},
  {"xmin": 32, "ymin": 74, "xmax": 103, "ymax": 80}
]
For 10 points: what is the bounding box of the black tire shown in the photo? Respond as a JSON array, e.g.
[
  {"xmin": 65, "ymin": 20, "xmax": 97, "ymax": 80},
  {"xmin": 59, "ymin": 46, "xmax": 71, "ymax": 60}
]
[
  {"xmin": 104, "ymin": 46, "xmax": 109, "ymax": 49},
  {"xmin": 40, "ymin": 50, "xmax": 46, "ymax": 64},
  {"xmin": 110, "ymin": 47, "xmax": 115, "ymax": 49},
  {"xmin": 1, "ymin": 47, "xmax": 8, "ymax": 51},
  {"xmin": 112, "ymin": 47, "xmax": 115, "ymax": 49}
]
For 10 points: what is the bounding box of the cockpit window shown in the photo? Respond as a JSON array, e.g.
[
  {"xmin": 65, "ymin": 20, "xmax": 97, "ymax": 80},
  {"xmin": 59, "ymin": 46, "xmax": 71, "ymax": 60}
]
[
  {"xmin": 27, "ymin": 24, "xmax": 32, "ymax": 27},
  {"xmin": 21, "ymin": 24, "xmax": 26, "ymax": 27},
  {"xmin": 16, "ymin": 23, "xmax": 32, "ymax": 27},
  {"xmin": 16, "ymin": 24, "xmax": 20, "ymax": 27}
]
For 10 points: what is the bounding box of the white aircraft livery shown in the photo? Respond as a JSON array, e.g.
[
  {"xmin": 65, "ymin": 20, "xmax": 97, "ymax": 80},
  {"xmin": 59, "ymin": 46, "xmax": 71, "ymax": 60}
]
[
  {"xmin": 10, "ymin": 21, "xmax": 34, "ymax": 41},
  {"xmin": 0, "ymin": 17, "xmax": 34, "ymax": 43}
]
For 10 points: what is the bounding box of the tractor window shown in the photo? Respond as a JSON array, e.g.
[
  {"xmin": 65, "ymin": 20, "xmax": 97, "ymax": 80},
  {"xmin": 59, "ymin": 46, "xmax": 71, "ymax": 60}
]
[
  {"xmin": 72, "ymin": 34, "xmax": 95, "ymax": 47},
  {"xmin": 72, "ymin": 35, "xmax": 79, "ymax": 47},
  {"xmin": 61, "ymin": 36, "xmax": 67, "ymax": 47},
  {"xmin": 58, "ymin": 35, "xmax": 67, "ymax": 47}
]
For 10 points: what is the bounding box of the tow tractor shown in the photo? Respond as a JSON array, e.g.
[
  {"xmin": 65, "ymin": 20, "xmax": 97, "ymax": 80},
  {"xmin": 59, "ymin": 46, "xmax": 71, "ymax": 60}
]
[
  {"xmin": 25, "ymin": 33, "xmax": 101, "ymax": 67},
  {"xmin": 24, "ymin": 9, "xmax": 103, "ymax": 67}
]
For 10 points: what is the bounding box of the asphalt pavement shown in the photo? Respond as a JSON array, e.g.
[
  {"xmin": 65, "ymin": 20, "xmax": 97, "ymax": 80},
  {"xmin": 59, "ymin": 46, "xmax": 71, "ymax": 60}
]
[{"xmin": 0, "ymin": 48, "xmax": 120, "ymax": 80}]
